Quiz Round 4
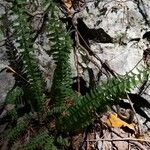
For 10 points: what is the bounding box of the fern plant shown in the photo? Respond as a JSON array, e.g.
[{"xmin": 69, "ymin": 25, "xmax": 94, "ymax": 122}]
[
  {"xmin": 5, "ymin": 86, "xmax": 24, "ymax": 105},
  {"xmin": 59, "ymin": 67, "xmax": 150, "ymax": 132},
  {"xmin": 11, "ymin": 0, "xmax": 45, "ymax": 112},
  {"xmin": 23, "ymin": 132, "xmax": 57, "ymax": 150},
  {"xmin": 47, "ymin": 4, "xmax": 73, "ymax": 106},
  {"xmin": 1, "ymin": 0, "xmax": 150, "ymax": 149},
  {"xmin": 6, "ymin": 118, "xmax": 29, "ymax": 141}
]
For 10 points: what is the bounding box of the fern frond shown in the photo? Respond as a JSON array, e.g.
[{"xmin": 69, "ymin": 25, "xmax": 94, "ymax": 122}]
[
  {"xmin": 23, "ymin": 132, "xmax": 57, "ymax": 150},
  {"xmin": 56, "ymin": 135, "xmax": 70, "ymax": 149},
  {"xmin": 48, "ymin": 106, "xmax": 66, "ymax": 116},
  {"xmin": 59, "ymin": 68, "xmax": 150, "ymax": 132},
  {"xmin": 5, "ymin": 86, "xmax": 23, "ymax": 105},
  {"xmin": 8, "ymin": 108, "xmax": 18, "ymax": 120},
  {"xmin": 11, "ymin": 2, "xmax": 45, "ymax": 112},
  {"xmin": 7, "ymin": 119, "xmax": 28, "ymax": 141},
  {"xmin": 46, "ymin": 3, "xmax": 73, "ymax": 106}
]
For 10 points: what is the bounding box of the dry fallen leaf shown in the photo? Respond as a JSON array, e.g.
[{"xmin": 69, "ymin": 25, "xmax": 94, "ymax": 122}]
[
  {"xmin": 64, "ymin": 0, "xmax": 72, "ymax": 10},
  {"xmin": 63, "ymin": 0, "xmax": 76, "ymax": 17},
  {"xmin": 106, "ymin": 113, "xmax": 135, "ymax": 132}
]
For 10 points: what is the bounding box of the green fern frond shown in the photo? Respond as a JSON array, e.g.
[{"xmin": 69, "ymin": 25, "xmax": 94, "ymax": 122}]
[
  {"xmin": 59, "ymin": 68, "xmax": 150, "ymax": 132},
  {"xmin": 48, "ymin": 106, "xmax": 66, "ymax": 116},
  {"xmin": 46, "ymin": 3, "xmax": 73, "ymax": 106},
  {"xmin": 8, "ymin": 108, "xmax": 18, "ymax": 120},
  {"xmin": 56, "ymin": 135, "xmax": 70, "ymax": 149},
  {"xmin": 11, "ymin": 1, "xmax": 45, "ymax": 112},
  {"xmin": 7, "ymin": 119, "xmax": 28, "ymax": 141},
  {"xmin": 23, "ymin": 132, "xmax": 57, "ymax": 150},
  {"xmin": 5, "ymin": 86, "xmax": 23, "ymax": 105}
]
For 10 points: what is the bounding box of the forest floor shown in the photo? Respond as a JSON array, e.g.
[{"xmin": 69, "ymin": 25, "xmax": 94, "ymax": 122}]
[{"xmin": 0, "ymin": 0, "xmax": 150, "ymax": 149}]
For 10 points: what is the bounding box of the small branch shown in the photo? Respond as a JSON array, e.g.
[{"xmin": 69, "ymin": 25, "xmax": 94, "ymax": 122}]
[
  {"xmin": 127, "ymin": 58, "xmax": 143, "ymax": 75},
  {"xmin": 73, "ymin": 48, "xmax": 80, "ymax": 96},
  {"xmin": 1, "ymin": 65, "xmax": 30, "ymax": 84},
  {"xmin": 73, "ymin": 20, "xmax": 117, "ymax": 78},
  {"xmin": 87, "ymin": 138, "xmax": 150, "ymax": 142},
  {"xmin": 127, "ymin": 93, "xmax": 143, "ymax": 135},
  {"xmin": 75, "ymin": 30, "xmax": 103, "ymax": 72}
]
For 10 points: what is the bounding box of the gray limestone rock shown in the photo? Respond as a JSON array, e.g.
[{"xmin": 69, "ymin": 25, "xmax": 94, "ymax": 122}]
[{"xmin": 0, "ymin": 71, "xmax": 15, "ymax": 104}]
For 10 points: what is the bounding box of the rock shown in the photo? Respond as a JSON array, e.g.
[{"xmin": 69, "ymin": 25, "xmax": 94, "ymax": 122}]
[{"xmin": 0, "ymin": 71, "xmax": 15, "ymax": 104}]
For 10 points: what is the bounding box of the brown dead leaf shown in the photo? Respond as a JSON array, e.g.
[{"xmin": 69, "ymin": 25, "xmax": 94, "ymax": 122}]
[
  {"xmin": 63, "ymin": 0, "xmax": 75, "ymax": 17},
  {"xmin": 64, "ymin": 0, "xmax": 72, "ymax": 10},
  {"xmin": 106, "ymin": 113, "xmax": 135, "ymax": 132}
]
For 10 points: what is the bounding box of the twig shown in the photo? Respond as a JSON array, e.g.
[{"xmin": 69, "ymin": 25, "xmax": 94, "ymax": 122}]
[
  {"xmin": 75, "ymin": 29, "xmax": 104, "ymax": 75},
  {"xmin": 72, "ymin": 19, "xmax": 118, "ymax": 77},
  {"xmin": 2, "ymin": 65, "xmax": 30, "ymax": 84},
  {"xmin": 138, "ymin": 78, "xmax": 149, "ymax": 95},
  {"xmin": 127, "ymin": 58, "xmax": 143, "ymax": 75},
  {"xmin": 87, "ymin": 138, "xmax": 150, "ymax": 142},
  {"xmin": 73, "ymin": 48, "xmax": 80, "ymax": 96},
  {"xmin": 138, "ymin": 72, "xmax": 150, "ymax": 95},
  {"xmin": 126, "ymin": 93, "xmax": 143, "ymax": 135}
]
